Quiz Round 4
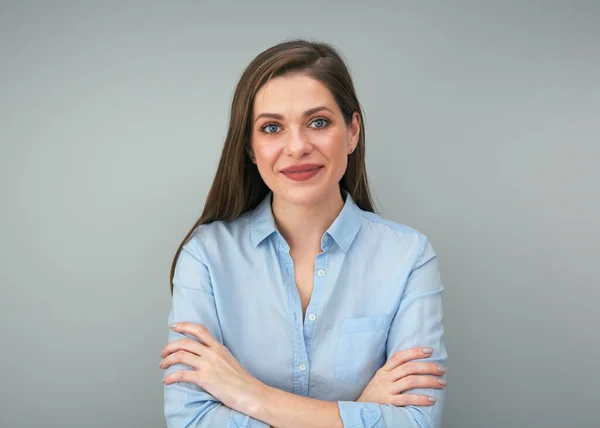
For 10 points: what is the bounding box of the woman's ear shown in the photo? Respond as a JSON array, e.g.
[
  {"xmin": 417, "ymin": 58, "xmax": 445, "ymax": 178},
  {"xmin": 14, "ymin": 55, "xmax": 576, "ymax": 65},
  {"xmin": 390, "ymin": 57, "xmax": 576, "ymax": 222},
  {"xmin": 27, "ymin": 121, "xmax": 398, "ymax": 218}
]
[
  {"xmin": 348, "ymin": 112, "xmax": 360, "ymax": 154},
  {"xmin": 246, "ymin": 145, "xmax": 256, "ymax": 164}
]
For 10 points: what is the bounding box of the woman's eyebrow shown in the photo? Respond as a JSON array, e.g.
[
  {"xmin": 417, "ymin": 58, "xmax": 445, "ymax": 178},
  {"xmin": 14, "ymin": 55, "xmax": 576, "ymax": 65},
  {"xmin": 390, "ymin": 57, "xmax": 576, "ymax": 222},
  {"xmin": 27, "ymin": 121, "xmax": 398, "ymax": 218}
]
[{"xmin": 254, "ymin": 106, "xmax": 334, "ymax": 124}]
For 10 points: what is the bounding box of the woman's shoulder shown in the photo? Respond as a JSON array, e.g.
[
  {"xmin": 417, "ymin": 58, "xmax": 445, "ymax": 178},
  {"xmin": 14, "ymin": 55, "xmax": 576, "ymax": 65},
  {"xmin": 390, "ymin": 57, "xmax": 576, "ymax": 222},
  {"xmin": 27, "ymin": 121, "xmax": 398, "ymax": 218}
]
[
  {"xmin": 182, "ymin": 212, "xmax": 252, "ymax": 256},
  {"xmin": 358, "ymin": 210, "xmax": 433, "ymax": 254},
  {"xmin": 357, "ymin": 211, "xmax": 438, "ymax": 269},
  {"xmin": 359, "ymin": 209, "xmax": 425, "ymax": 237}
]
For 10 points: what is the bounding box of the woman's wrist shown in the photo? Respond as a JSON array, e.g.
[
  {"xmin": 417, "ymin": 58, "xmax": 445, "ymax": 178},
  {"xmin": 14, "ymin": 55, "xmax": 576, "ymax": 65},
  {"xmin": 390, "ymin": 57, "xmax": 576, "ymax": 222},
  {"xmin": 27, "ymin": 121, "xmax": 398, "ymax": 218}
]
[
  {"xmin": 237, "ymin": 383, "xmax": 343, "ymax": 428},
  {"xmin": 235, "ymin": 378, "xmax": 270, "ymax": 418}
]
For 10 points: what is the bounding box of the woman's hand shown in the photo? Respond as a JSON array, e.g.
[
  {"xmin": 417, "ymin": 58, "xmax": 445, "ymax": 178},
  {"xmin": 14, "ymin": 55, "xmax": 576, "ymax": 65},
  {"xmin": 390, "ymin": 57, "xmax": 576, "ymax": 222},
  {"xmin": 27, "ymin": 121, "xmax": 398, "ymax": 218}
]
[
  {"xmin": 357, "ymin": 347, "xmax": 447, "ymax": 406},
  {"xmin": 160, "ymin": 322, "xmax": 265, "ymax": 415}
]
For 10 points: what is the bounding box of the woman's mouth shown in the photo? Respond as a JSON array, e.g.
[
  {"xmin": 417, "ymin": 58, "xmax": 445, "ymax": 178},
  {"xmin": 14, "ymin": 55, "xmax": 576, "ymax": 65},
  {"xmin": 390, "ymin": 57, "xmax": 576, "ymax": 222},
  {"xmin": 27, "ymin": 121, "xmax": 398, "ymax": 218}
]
[{"xmin": 281, "ymin": 166, "xmax": 323, "ymax": 182}]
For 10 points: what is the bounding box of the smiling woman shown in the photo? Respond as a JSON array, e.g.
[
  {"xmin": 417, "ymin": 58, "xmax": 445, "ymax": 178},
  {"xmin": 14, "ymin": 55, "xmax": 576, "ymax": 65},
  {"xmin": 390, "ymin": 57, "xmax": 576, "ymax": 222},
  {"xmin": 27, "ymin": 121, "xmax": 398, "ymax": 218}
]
[
  {"xmin": 161, "ymin": 39, "xmax": 448, "ymax": 428},
  {"xmin": 249, "ymin": 74, "xmax": 360, "ymax": 207}
]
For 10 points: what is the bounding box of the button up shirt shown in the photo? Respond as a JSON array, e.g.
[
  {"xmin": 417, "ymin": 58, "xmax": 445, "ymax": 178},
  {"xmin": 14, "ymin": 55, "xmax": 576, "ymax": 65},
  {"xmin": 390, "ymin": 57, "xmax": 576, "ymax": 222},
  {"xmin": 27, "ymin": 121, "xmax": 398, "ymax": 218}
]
[{"xmin": 164, "ymin": 190, "xmax": 447, "ymax": 427}]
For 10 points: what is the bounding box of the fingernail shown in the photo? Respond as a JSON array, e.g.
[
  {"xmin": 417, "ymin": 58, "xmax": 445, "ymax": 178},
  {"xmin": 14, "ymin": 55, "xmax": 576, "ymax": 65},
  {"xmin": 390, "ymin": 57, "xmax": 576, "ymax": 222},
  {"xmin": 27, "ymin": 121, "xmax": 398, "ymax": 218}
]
[
  {"xmin": 437, "ymin": 365, "xmax": 447, "ymax": 373},
  {"xmin": 428, "ymin": 397, "xmax": 436, "ymax": 402},
  {"xmin": 438, "ymin": 379, "xmax": 448, "ymax": 386},
  {"xmin": 170, "ymin": 323, "xmax": 178, "ymax": 329},
  {"xmin": 422, "ymin": 347, "xmax": 433, "ymax": 354}
]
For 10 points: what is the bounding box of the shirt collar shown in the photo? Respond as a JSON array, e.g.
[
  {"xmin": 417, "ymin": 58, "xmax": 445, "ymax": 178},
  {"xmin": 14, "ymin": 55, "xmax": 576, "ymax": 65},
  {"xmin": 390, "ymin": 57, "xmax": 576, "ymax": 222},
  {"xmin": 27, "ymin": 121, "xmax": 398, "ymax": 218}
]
[
  {"xmin": 250, "ymin": 191, "xmax": 278, "ymax": 247},
  {"xmin": 326, "ymin": 190, "xmax": 363, "ymax": 252},
  {"xmin": 250, "ymin": 190, "xmax": 362, "ymax": 252}
]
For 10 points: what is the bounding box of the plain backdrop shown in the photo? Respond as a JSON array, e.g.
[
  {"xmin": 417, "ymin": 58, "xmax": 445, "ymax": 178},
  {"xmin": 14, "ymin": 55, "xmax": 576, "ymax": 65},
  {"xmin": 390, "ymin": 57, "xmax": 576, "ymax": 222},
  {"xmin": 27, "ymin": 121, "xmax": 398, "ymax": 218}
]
[{"xmin": 1, "ymin": 1, "xmax": 599, "ymax": 427}]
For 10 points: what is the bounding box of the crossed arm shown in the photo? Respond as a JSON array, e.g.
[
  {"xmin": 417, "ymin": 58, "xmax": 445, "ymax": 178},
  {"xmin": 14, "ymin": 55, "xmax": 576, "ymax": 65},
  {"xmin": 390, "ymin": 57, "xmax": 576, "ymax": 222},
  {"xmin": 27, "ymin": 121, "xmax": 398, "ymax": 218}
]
[
  {"xmin": 163, "ymin": 237, "xmax": 447, "ymax": 427},
  {"xmin": 163, "ymin": 329, "xmax": 443, "ymax": 428}
]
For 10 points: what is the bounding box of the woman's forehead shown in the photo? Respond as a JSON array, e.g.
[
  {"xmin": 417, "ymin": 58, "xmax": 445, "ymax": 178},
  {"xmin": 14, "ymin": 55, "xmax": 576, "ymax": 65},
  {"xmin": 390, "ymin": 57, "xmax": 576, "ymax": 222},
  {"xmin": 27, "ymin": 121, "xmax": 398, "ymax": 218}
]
[{"xmin": 253, "ymin": 74, "xmax": 336, "ymax": 117}]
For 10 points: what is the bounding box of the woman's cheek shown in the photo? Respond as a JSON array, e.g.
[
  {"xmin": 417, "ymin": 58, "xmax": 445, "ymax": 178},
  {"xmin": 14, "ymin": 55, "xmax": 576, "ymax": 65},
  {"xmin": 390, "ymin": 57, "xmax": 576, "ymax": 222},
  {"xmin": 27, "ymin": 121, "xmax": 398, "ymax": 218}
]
[
  {"xmin": 253, "ymin": 143, "xmax": 282, "ymax": 178},
  {"xmin": 262, "ymin": 145, "xmax": 285, "ymax": 167}
]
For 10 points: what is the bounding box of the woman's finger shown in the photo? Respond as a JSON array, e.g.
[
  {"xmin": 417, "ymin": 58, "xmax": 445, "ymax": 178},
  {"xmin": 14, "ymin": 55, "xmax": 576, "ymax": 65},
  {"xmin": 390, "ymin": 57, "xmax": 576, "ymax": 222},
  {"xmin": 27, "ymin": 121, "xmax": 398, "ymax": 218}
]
[
  {"xmin": 389, "ymin": 361, "xmax": 447, "ymax": 382},
  {"xmin": 392, "ymin": 375, "xmax": 447, "ymax": 394},
  {"xmin": 170, "ymin": 322, "xmax": 218, "ymax": 347},
  {"xmin": 161, "ymin": 337, "xmax": 206, "ymax": 358},
  {"xmin": 163, "ymin": 368, "xmax": 197, "ymax": 385},
  {"xmin": 381, "ymin": 347, "xmax": 434, "ymax": 372},
  {"xmin": 388, "ymin": 393, "xmax": 438, "ymax": 407},
  {"xmin": 160, "ymin": 349, "xmax": 202, "ymax": 370}
]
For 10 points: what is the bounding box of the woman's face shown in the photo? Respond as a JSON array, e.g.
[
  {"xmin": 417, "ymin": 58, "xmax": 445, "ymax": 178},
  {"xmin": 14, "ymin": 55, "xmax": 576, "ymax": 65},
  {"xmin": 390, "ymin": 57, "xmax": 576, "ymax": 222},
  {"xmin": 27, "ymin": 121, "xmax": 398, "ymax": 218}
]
[{"xmin": 250, "ymin": 73, "xmax": 360, "ymax": 207}]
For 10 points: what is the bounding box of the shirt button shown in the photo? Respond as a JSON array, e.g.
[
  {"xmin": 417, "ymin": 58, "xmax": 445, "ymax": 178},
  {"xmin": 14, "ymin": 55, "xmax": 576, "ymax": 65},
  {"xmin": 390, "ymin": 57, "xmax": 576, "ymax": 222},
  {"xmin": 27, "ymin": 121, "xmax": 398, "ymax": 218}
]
[
  {"xmin": 323, "ymin": 235, "xmax": 329, "ymax": 243},
  {"xmin": 308, "ymin": 313, "xmax": 316, "ymax": 321},
  {"xmin": 299, "ymin": 363, "xmax": 307, "ymax": 371},
  {"xmin": 317, "ymin": 269, "xmax": 325, "ymax": 277}
]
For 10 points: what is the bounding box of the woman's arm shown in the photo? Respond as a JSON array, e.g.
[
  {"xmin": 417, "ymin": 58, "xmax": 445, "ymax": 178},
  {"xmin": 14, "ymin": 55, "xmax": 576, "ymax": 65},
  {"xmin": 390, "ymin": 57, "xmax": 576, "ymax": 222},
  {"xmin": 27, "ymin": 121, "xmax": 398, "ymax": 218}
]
[
  {"xmin": 165, "ymin": 325, "xmax": 444, "ymax": 428},
  {"xmin": 337, "ymin": 235, "xmax": 448, "ymax": 428},
  {"xmin": 163, "ymin": 241, "xmax": 269, "ymax": 428},
  {"xmin": 248, "ymin": 386, "xmax": 344, "ymax": 428}
]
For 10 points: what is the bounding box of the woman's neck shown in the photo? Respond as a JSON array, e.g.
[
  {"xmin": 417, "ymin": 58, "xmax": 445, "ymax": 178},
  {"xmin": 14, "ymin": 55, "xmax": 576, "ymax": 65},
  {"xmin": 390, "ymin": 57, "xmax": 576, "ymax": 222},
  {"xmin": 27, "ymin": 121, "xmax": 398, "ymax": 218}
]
[{"xmin": 271, "ymin": 188, "xmax": 345, "ymax": 252}]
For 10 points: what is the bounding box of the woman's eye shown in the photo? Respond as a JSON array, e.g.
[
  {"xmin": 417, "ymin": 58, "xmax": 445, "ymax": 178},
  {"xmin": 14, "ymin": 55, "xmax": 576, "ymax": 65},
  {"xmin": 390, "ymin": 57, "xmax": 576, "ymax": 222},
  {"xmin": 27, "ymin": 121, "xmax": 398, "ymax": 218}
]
[
  {"xmin": 263, "ymin": 124, "xmax": 280, "ymax": 134},
  {"xmin": 260, "ymin": 118, "xmax": 329, "ymax": 134},
  {"xmin": 261, "ymin": 124, "xmax": 281, "ymax": 134},
  {"xmin": 310, "ymin": 118, "xmax": 330, "ymax": 129}
]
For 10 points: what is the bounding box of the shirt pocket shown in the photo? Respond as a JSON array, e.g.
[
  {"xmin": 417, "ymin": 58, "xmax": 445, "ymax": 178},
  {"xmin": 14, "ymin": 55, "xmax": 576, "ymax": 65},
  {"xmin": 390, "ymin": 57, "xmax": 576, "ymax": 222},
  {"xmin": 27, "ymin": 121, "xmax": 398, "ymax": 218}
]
[{"xmin": 333, "ymin": 313, "xmax": 395, "ymax": 387}]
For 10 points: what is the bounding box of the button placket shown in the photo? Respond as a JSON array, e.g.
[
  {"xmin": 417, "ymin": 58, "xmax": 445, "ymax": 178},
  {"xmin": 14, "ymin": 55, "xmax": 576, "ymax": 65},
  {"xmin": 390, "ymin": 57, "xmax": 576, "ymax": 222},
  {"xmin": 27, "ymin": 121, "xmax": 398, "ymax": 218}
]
[{"xmin": 279, "ymin": 246, "xmax": 310, "ymax": 396}]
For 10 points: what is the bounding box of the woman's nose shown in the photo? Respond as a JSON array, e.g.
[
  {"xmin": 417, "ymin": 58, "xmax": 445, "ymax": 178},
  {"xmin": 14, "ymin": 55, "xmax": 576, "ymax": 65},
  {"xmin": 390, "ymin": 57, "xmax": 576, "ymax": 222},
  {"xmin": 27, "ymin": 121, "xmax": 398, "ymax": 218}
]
[{"xmin": 284, "ymin": 127, "xmax": 312, "ymax": 157}]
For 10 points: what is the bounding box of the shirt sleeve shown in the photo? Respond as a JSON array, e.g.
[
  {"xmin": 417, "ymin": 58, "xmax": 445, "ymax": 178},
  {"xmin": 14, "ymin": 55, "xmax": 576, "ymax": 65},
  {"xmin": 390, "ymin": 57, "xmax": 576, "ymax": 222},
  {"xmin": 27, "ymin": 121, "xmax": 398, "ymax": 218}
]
[
  {"xmin": 163, "ymin": 236, "xmax": 269, "ymax": 428},
  {"xmin": 337, "ymin": 235, "xmax": 448, "ymax": 428}
]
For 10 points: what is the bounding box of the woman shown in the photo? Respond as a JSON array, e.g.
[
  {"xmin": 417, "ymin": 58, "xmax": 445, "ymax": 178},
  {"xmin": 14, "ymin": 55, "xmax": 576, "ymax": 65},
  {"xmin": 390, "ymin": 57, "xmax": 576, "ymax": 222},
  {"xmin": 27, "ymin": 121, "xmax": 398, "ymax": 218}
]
[{"xmin": 160, "ymin": 39, "xmax": 448, "ymax": 428}]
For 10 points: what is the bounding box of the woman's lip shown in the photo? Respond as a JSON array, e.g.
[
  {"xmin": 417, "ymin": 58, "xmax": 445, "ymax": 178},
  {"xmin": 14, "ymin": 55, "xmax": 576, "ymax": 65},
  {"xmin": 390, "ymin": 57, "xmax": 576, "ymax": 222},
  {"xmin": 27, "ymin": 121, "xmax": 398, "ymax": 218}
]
[
  {"xmin": 281, "ymin": 166, "xmax": 323, "ymax": 181},
  {"xmin": 282, "ymin": 166, "xmax": 323, "ymax": 173},
  {"xmin": 281, "ymin": 165, "xmax": 323, "ymax": 173}
]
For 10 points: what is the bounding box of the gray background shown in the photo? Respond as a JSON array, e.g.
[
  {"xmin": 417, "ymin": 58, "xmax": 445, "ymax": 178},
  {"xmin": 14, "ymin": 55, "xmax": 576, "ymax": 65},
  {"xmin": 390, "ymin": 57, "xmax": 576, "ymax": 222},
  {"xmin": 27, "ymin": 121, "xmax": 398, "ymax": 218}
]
[{"xmin": 1, "ymin": 1, "xmax": 598, "ymax": 427}]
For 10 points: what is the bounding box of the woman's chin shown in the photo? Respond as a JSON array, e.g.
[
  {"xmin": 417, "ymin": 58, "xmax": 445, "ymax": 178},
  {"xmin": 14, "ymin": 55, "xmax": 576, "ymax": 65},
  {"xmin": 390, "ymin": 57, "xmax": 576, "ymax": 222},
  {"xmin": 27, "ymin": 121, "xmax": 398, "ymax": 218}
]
[{"xmin": 272, "ymin": 184, "xmax": 339, "ymax": 207}]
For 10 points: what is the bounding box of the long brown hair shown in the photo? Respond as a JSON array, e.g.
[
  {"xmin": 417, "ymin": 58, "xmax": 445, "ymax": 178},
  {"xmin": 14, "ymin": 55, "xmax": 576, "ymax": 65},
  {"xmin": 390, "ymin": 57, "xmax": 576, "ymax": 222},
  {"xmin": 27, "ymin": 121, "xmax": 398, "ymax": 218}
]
[{"xmin": 169, "ymin": 39, "xmax": 377, "ymax": 295}]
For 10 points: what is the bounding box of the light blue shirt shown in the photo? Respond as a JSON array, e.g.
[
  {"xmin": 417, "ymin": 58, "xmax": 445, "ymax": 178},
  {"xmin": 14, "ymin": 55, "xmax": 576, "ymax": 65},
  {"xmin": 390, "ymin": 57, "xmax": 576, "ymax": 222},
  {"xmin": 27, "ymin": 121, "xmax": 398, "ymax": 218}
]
[{"xmin": 164, "ymin": 190, "xmax": 447, "ymax": 427}]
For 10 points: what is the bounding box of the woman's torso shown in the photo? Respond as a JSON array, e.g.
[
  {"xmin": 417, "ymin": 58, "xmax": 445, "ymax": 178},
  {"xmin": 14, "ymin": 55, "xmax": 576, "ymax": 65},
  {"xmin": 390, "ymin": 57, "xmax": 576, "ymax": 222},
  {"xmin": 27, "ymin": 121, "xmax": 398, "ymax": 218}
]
[{"xmin": 192, "ymin": 192, "xmax": 426, "ymax": 401}]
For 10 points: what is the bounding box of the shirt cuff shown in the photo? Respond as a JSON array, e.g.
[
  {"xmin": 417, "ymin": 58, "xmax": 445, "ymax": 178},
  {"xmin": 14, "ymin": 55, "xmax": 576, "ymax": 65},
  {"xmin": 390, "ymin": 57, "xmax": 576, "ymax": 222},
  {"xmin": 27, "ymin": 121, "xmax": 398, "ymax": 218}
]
[
  {"xmin": 337, "ymin": 401, "xmax": 382, "ymax": 427},
  {"xmin": 227, "ymin": 409, "xmax": 270, "ymax": 428}
]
